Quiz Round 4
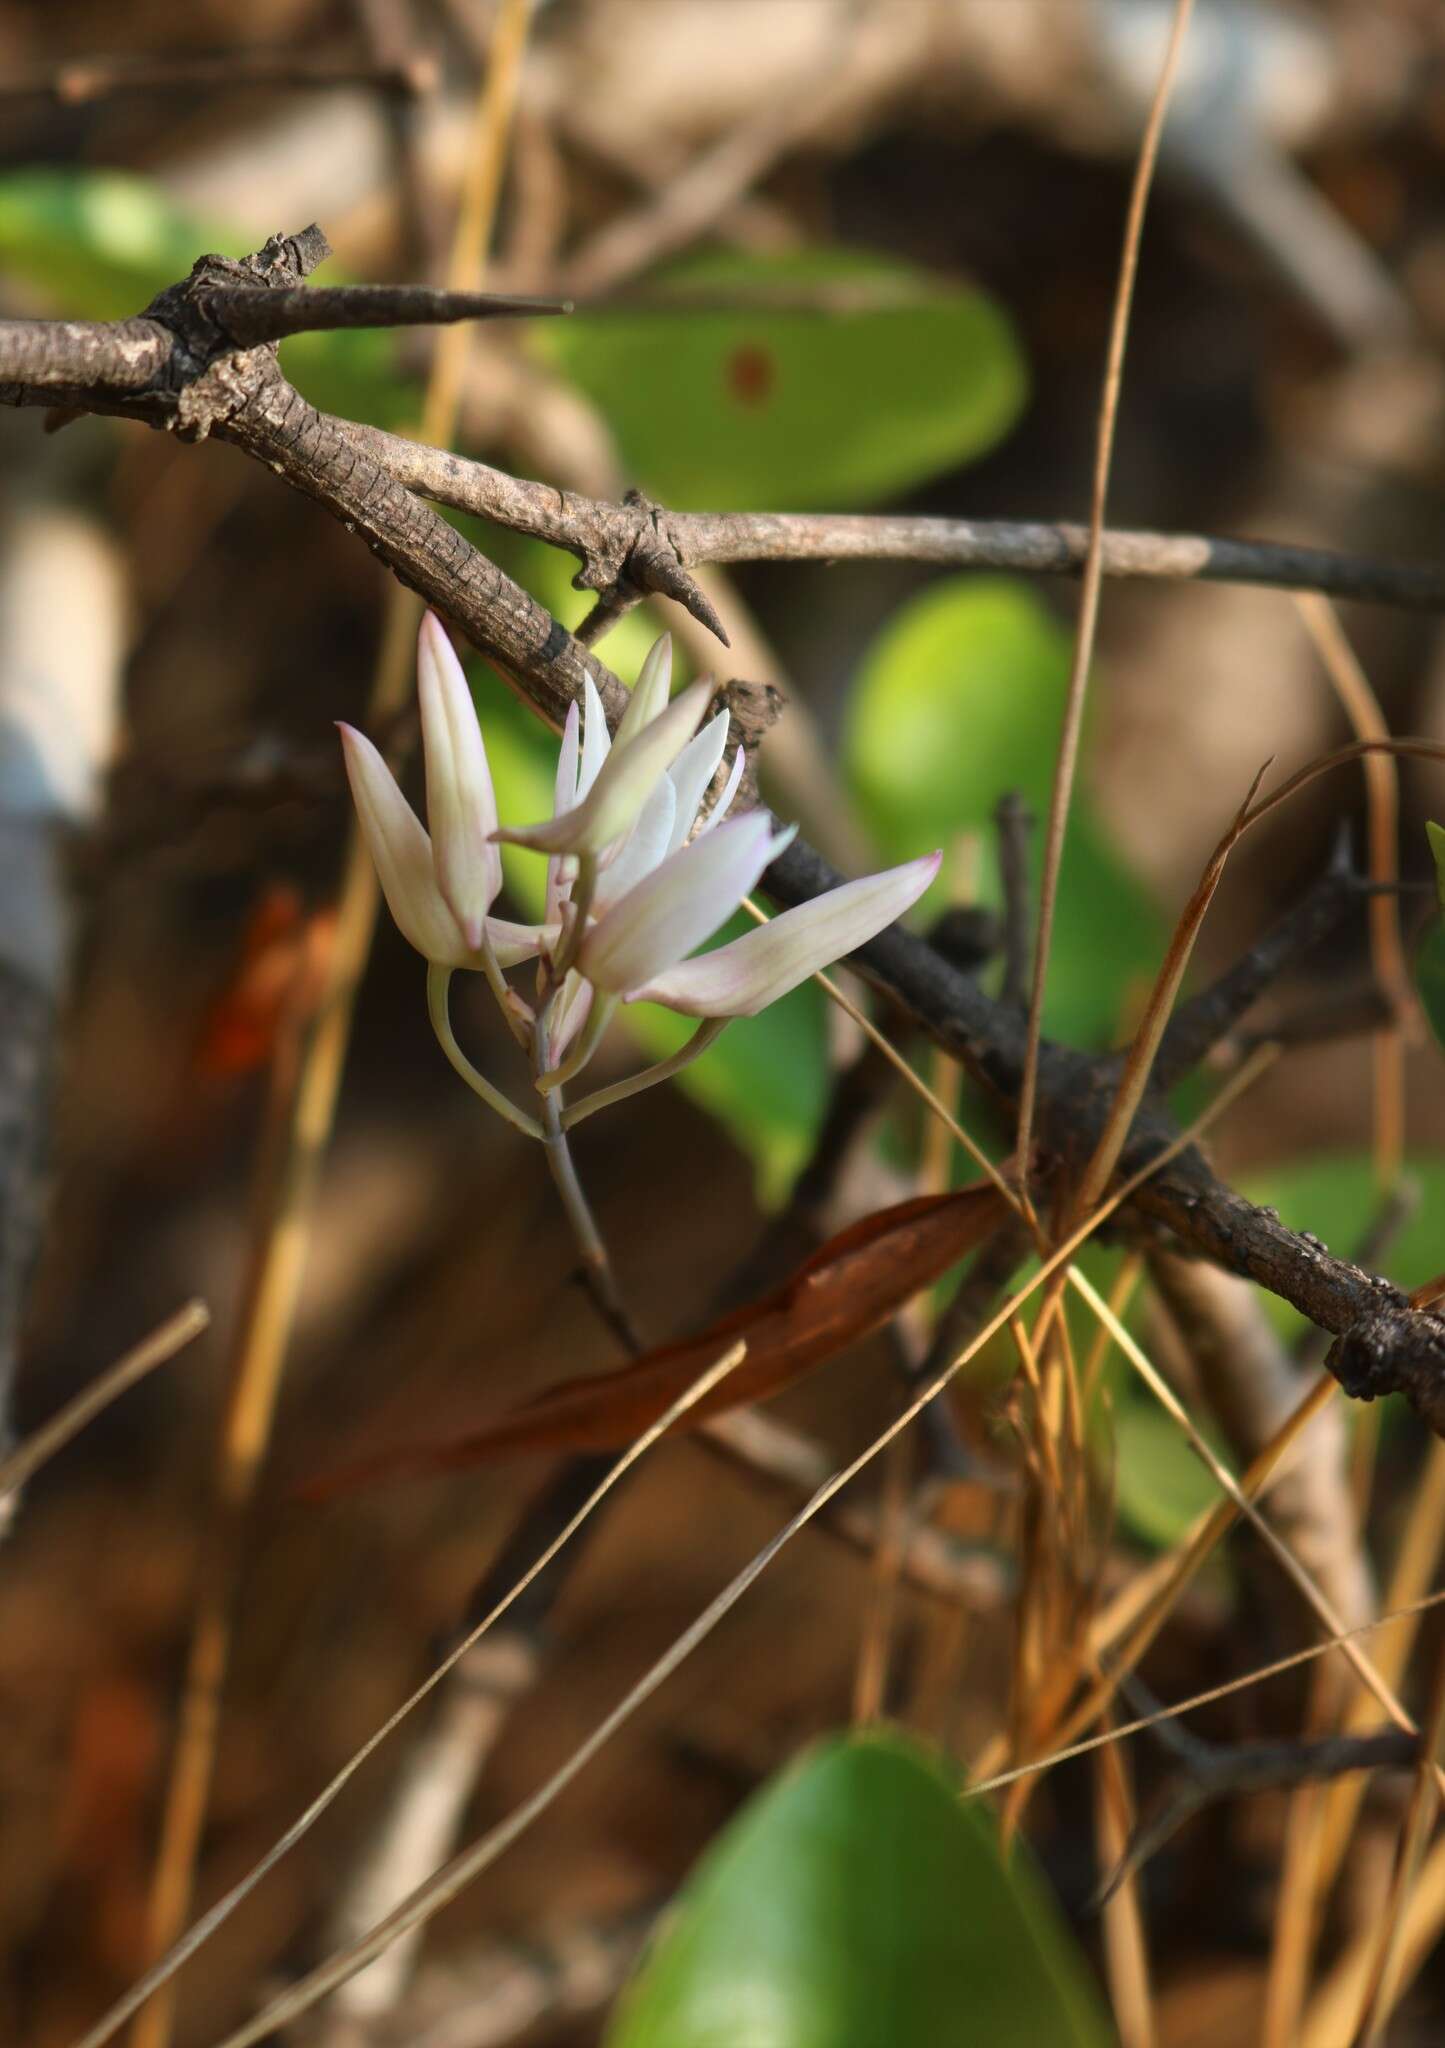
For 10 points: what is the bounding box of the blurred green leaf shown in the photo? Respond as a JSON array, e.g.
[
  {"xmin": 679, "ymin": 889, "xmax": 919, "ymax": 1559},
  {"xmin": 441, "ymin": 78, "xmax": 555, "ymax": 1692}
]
[
  {"xmin": 1110, "ymin": 1396, "xmax": 1221, "ymax": 1550},
  {"xmin": 533, "ymin": 246, "xmax": 1025, "ymax": 510},
  {"xmin": 844, "ymin": 577, "xmax": 1166, "ymax": 1046},
  {"xmin": 0, "ymin": 167, "xmax": 414, "ymax": 425},
  {"xmin": 606, "ymin": 1733, "xmax": 1114, "ymax": 2048},
  {"xmin": 471, "ymin": 662, "xmax": 823, "ymax": 1203}
]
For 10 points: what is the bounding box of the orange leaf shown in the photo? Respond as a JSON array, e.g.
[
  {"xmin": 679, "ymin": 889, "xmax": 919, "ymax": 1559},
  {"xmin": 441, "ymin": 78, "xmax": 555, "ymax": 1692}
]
[{"xmin": 303, "ymin": 1181, "xmax": 1009, "ymax": 1497}]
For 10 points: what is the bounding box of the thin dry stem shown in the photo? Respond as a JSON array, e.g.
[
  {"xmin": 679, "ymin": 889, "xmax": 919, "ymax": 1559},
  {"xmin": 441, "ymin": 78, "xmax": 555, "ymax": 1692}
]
[
  {"xmin": 0, "ymin": 1302, "xmax": 208, "ymax": 1506},
  {"xmin": 1295, "ymin": 592, "xmax": 1417, "ymax": 1194},
  {"xmin": 1014, "ymin": 0, "xmax": 1196, "ymax": 1183}
]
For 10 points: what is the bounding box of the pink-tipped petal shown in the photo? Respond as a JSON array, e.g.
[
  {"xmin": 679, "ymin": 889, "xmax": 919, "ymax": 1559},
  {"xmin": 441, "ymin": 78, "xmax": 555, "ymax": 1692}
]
[
  {"xmin": 339, "ymin": 723, "xmax": 469, "ymax": 965},
  {"xmin": 614, "ymin": 634, "xmax": 672, "ymax": 751},
  {"xmin": 494, "ymin": 677, "xmax": 713, "ymax": 857},
  {"xmin": 696, "ymin": 742, "xmax": 746, "ymax": 836},
  {"xmin": 417, "ymin": 613, "xmax": 500, "ymax": 946},
  {"xmin": 580, "ymin": 811, "xmax": 792, "ymax": 996},
  {"xmin": 626, "ymin": 850, "xmax": 941, "ymax": 1017},
  {"xmin": 665, "ymin": 710, "xmax": 730, "ymax": 852}
]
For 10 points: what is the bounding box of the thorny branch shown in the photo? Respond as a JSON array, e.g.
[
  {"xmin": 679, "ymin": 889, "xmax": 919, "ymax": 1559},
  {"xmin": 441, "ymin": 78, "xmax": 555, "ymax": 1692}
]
[{"xmin": 4, "ymin": 228, "xmax": 1445, "ymax": 1435}]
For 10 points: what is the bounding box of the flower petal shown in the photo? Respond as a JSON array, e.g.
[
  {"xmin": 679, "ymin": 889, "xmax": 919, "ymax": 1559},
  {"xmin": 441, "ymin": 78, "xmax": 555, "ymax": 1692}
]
[
  {"xmin": 665, "ymin": 710, "xmax": 730, "ymax": 853},
  {"xmin": 614, "ymin": 634, "xmax": 672, "ymax": 751},
  {"xmin": 577, "ymin": 675, "xmax": 609, "ymax": 801},
  {"xmin": 626, "ymin": 850, "xmax": 942, "ymax": 1017},
  {"xmin": 416, "ymin": 613, "xmax": 500, "ymax": 947},
  {"xmin": 495, "ymin": 677, "xmax": 713, "ymax": 856},
  {"xmin": 696, "ymin": 741, "xmax": 746, "ymax": 836},
  {"xmin": 487, "ymin": 916, "xmax": 557, "ymax": 967},
  {"xmin": 547, "ymin": 702, "xmax": 582, "ymax": 925},
  {"xmin": 339, "ymin": 723, "xmax": 469, "ymax": 965},
  {"xmin": 595, "ymin": 771, "xmax": 677, "ymax": 908},
  {"xmin": 580, "ymin": 811, "xmax": 794, "ymax": 996}
]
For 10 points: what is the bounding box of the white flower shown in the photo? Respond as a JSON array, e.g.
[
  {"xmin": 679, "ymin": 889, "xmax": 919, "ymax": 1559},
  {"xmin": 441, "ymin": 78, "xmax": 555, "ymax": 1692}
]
[{"xmin": 342, "ymin": 615, "xmax": 941, "ymax": 1122}]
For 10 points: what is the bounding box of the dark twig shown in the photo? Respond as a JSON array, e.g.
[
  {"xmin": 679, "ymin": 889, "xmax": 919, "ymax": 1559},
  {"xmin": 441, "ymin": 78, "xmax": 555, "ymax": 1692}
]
[
  {"xmin": 1096, "ymin": 1724, "xmax": 1417, "ymax": 1906},
  {"xmin": 994, "ymin": 793, "xmax": 1035, "ymax": 1010},
  {"xmin": 1152, "ymin": 833, "xmax": 1365, "ymax": 1087}
]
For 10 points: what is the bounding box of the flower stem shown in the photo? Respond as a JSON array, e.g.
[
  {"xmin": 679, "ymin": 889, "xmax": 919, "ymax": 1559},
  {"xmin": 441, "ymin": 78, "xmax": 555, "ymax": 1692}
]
[
  {"xmin": 533, "ymin": 1008, "xmax": 642, "ymax": 1356},
  {"xmin": 560, "ymin": 1017, "xmax": 728, "ymax": 1130},
  {"xmin": 426, "ymin": 964, "xmax": 544, "ymax": 1141}
]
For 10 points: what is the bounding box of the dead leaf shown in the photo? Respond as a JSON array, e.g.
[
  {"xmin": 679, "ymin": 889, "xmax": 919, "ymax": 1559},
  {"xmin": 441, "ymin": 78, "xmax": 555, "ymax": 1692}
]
[{"xmin": 303, "ymin": 1181, "xmax": 1009, "ymax": 1496}]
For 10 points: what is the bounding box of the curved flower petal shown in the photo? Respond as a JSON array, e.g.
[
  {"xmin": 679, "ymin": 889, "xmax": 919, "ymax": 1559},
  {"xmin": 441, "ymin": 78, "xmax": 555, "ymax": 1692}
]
[
  {"xmin": 580, "ymin": 811, "xmax": 794, "ymax": 996},
  {"xmin": 417, "ymin": 614, "xmax": 500, "ymax": 947},
  {"xmin": 546, "ymin": 702, "xmax": 582, "ymax": 925},
  {"xmin": 595, "ymin": 772, "xmax": 676, "ymax": 908},
  {"xmin": 696, "ymin": 741, "xmax": 746, "ymax": 836},
  {"xmin": 625, "ymin": 850, "xmax": 942, "ymax": 1017},
  {"xmin": 577, "ymin": 675, "xmax": 609, "ymax": 802},
  {"xmin": 665, "ymin": 711, "xmax": 730, "ymax": 854},
  {"xmin": 495, "ymin": 677, "xmax": 712, "ymax": 857},
  {"xmin": 614, "ymin": 634, "xmax": 672, "ymax": 752},
  {"xmin": 339, "ymin": 723, "xmax": 469, "ymax": 965},
  {"xmin": 487, "ymin": 916, "xmax": 557, "ymax": 968}
]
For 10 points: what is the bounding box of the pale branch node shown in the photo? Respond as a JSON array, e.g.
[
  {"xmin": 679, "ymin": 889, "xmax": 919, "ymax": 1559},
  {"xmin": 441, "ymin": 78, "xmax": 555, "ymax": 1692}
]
[{"xmin": 4, "ymin": 225, "xmax": 1445, "ymax": 1433}]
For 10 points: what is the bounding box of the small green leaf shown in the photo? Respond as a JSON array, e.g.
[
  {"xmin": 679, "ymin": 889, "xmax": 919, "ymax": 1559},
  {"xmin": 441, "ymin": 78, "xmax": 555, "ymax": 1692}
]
[
  {"xmin": 533, "ymin": 246, "xmax": 1026, "ymax": 510},
  {"xmin": 606, "ymin": 1733, "xmax": 1114, "ymax": 2048},
  {"xmin": 844, "ymin": 578, "xmax": 1165, "ymax": 1046}
]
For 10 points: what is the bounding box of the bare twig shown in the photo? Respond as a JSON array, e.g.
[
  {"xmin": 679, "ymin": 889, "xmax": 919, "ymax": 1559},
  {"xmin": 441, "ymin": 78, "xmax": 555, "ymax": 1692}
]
[
  {"xmin": 338, "ymin": 426, "xmax": 1445, "ymax": 617},
  {"xmin": 0, "ymin": 47, "xmax": 438, "ymax": 103}
]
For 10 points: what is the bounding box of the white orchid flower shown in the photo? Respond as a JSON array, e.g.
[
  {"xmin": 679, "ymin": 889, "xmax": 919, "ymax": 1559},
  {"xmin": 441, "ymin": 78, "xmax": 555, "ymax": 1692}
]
[{"xmin": 342, "ymin": 614, "xmax": 941, "ymax": 1138}]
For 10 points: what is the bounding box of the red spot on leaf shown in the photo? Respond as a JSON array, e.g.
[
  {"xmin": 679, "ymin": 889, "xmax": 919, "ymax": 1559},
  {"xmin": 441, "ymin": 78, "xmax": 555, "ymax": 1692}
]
[{"xmin": 726, "ymin": 343, "xmax": 775, "ymax": 408}]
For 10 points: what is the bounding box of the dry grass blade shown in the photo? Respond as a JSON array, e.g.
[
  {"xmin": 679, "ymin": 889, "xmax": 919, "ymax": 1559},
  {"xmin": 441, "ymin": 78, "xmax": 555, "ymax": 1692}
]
[
  {"xmin": 1014, "ymin": 0, "xmax": 1196, "ymax": 1184},
  {"xmin": 966, "ymin": 1370, "xmax": 1339, "ymax": 1795},
  {"xmin": 1070, "ymin": 763, "xmax": 1269, "ymax": 1226},
  {"xmin": 966, "ymin": 1587, "xmax": 1445, "ymax": 1801},
  {"xmin": 1296, "ymin": 592, "xmax": 1416, "ymax": 1190},
  {"xmin": 1094, "ymin": 1716, "xmax": 1157, "ymax": 2048},
  {"xmin": 128, "ymin": 11, "xmax": 539, "ymax": 2046},
  {"xmin": 0, "ymin": 1301, "xmax": 209, "ymax": 1504},
  {"xmin": 67, "ymin": 1340, "xmax": 746, "ymax": 2048},
  {"xmin": 1067, "ymin": 1269, "xmax": 1431, "ymax": 1758},
  {"xmin": 193, "ymin": 1059, "xmax": 1271, "ymax": 2047},
  {"xmin": 1351, "ymin": 1630, "xmax": 1445, "ymax": 2044}
]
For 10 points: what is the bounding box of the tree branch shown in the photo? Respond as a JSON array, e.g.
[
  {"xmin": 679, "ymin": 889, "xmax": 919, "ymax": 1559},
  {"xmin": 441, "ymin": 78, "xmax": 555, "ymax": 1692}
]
[{"xmin": 6, "ymin": 226, "xmax": 1445, "ymax": 1437}]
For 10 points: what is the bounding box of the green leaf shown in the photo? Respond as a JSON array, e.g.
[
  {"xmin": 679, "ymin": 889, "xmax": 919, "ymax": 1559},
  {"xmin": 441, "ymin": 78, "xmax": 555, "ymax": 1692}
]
[
  {"xmin": 1110, "ymin": 1396, "xmax": 1222, "ymax": 1550},
  {"xmin": 532, "ymin": 246, "xmax": 1025, "ymax": 510},
  {"xmin": 606, "ymin": 1732, "xmax": 1114, "ymax": 2048},
  {"xmin": 843, "ymin": 578, "xmax": 1166, "ymax": 1046},
  {"xmin": 0, "ymin": 167, "xmax": 415, "ymax": 426}
]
